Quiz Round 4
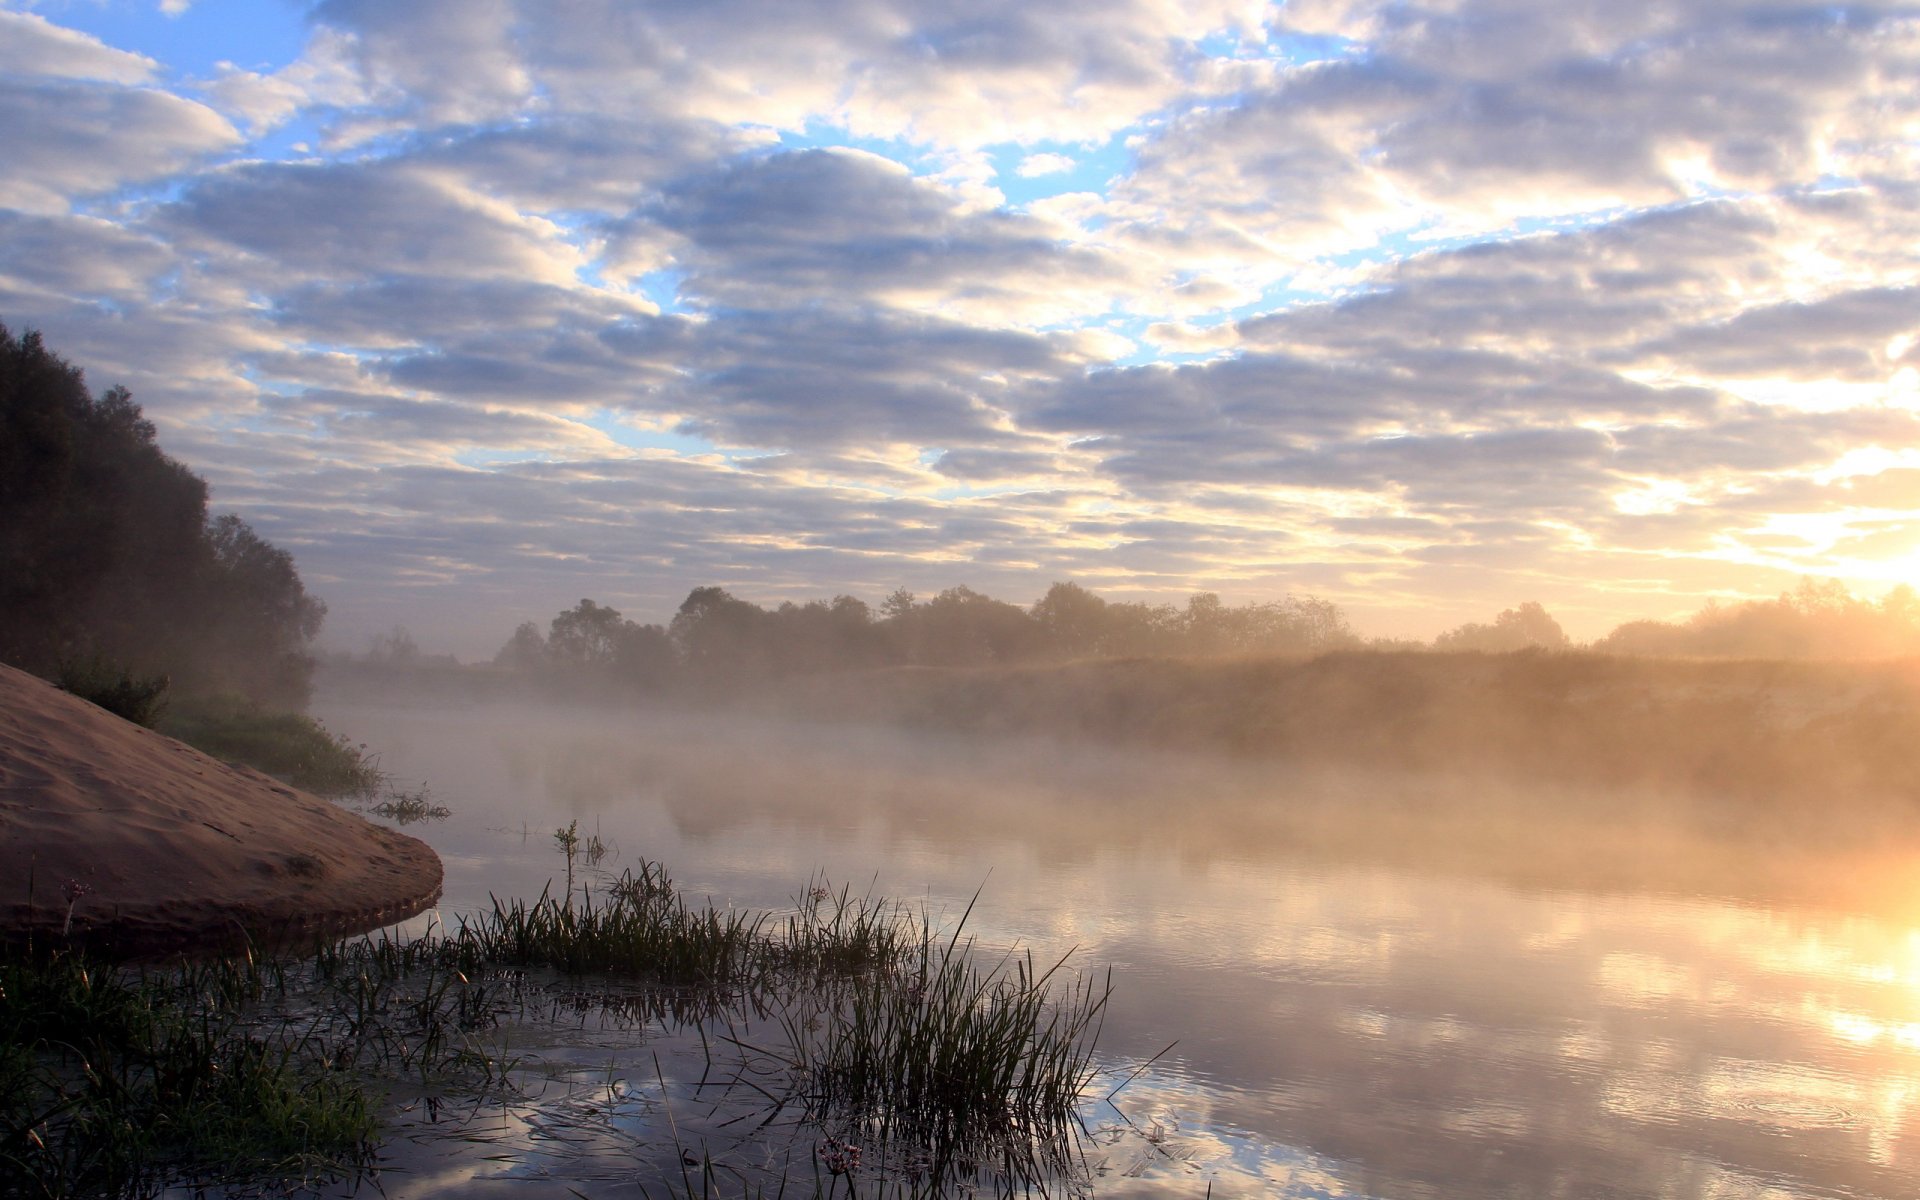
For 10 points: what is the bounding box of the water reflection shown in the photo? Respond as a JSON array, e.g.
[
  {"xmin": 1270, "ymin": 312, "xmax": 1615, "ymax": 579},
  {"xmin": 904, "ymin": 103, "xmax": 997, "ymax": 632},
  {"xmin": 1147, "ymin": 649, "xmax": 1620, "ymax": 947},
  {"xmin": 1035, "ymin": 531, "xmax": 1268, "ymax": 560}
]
[{"xmin": 317, "ymin": 693, "xmax": 1920, "ymax": 1198}]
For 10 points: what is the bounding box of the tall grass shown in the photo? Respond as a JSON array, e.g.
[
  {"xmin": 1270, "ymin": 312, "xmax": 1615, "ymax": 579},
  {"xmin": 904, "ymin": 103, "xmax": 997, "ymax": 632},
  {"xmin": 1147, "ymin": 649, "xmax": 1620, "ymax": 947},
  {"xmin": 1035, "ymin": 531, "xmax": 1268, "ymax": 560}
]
[
  {"xmin": 775, "ymin": 906, "xmax": 1110, "ymax": 1145},
  {"xmin": 462, "ymin": 877, "xmax": 765, "ymax": 984},
  {"xmin": 2, "ymin": 865, "xmax": 1116, "ymax": 1197}
]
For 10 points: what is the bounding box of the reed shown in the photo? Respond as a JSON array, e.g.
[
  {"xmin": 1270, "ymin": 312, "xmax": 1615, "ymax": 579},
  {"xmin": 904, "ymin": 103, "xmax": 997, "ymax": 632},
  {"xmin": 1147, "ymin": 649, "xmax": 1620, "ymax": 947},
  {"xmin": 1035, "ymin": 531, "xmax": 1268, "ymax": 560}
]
[
  {"xmin": 364, "ymin": 785, "xmax": 450, "ymax": 824},
  {"xmin": 777, "ymin": 912, "xmax": 1110, "ymax": 1145},
  {"xmin": 2, "ymin": 864, "xmax": 1115, "ymax": 1197},
  {"xmin": 457, "ymin": 867, "xmax": 765, "ymax": 984}
]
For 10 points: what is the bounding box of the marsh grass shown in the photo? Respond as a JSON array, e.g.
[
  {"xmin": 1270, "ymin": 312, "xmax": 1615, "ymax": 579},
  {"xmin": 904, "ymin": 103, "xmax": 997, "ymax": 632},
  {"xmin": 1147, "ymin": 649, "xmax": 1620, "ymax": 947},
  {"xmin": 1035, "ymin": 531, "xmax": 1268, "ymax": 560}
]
[
  {"xmin": 364, "ymin": 784, "xmax": 451, "ymax": 824},
  {"xmin": 772, "ymin": 910, "xmax": 1110, "ymax": 1149},
  {"xmin": 2, "ymin": 866, "xmax": 1115, "ymax": 1198},
  {"xmin": 0, "ymin": 949, "xmax": 376, "ymax": 1197}
]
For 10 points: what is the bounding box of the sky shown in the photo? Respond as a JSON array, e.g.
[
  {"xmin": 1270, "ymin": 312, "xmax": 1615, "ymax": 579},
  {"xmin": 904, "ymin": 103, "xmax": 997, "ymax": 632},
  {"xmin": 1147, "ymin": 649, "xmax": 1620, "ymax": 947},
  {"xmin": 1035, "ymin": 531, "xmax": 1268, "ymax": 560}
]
[{"xmin": 3, "ymin": 0, "xmax": 1919, "ymax": 657}]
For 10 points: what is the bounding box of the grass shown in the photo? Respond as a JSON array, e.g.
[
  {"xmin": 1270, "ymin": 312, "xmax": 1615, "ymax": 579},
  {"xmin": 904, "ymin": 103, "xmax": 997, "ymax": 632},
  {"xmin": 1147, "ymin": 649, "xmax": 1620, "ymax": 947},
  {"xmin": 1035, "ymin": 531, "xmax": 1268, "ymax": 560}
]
[
  {"xmin": 0, "ymin": 949, "xmax": 377, "ymax": 1197},
  {"xmin": 364, "ymin": 785, "xmax": 450, "ymax": 824},
  {"xmin": 1, "ymin": 865, "xmax": 1116, "ymax": 1197},
  {"xmin": 771, "ymin": 896, "xmax": 1110, "ymax": 1148},
  {"xmin": 158, "ymin": 694, "xmax": 384, "ymax": 797}
]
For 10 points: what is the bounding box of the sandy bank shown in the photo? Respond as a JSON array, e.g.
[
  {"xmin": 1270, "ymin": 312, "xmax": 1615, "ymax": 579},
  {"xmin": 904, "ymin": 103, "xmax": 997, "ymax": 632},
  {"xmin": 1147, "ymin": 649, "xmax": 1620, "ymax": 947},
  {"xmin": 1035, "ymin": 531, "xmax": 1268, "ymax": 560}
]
[{"xmin": 0, "ymin": 663, "xmax": 440, "ymax": 959}]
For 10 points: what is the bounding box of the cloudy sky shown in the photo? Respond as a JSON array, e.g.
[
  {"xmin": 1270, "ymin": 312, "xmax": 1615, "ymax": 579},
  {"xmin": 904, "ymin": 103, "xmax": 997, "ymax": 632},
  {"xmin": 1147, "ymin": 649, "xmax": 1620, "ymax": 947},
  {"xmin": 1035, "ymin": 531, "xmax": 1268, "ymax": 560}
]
[{"xmin": 4, "ymin": 0, "xmax": 1918, "ymax": 655}]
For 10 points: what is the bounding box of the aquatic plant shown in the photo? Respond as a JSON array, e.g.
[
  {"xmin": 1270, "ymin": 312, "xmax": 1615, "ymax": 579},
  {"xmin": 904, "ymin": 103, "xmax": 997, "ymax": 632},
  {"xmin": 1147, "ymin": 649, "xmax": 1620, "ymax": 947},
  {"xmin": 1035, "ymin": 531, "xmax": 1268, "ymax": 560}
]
[
  {"xmin": 459, "ymin": 868, "xmax": 764, "ymax": 985},
  {"xmin": 1, "ymin": 866, "xmax": 1117, "ymax": 1198},
  {"xmin": 554, "ymin": 820, "xmax": 581, "ymax": 897},
  {"xmin": 774, "ymin": 908, "xmax": 1110, "ymax": 1146},
  {"xmin": 365, "ymin": 785, "xmax": 451, "ymax": 825}
]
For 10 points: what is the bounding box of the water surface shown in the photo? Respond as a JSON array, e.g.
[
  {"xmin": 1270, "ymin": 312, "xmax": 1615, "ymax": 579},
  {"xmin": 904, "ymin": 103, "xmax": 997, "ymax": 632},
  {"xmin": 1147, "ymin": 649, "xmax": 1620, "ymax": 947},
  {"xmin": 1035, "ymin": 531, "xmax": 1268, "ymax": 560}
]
[{"xmin": 309, "ymin": 690, "xmax": 1920, "ymax": 1198}]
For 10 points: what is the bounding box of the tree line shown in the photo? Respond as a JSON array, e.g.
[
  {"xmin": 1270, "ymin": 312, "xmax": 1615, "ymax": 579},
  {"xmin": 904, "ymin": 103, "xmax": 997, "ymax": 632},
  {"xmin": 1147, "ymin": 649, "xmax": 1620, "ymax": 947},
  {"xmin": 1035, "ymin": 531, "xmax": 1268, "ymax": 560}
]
[
  {"xmin": 485, "ymin": 582, "xmax": 1362, "ymax": 692},
  {"xmin": 0, "ymin": 325, "xmax": 325, "ymax": 709},
  {"xmin": 476, "ymin": 578, "xmax": 1920, "ymax": 695}
]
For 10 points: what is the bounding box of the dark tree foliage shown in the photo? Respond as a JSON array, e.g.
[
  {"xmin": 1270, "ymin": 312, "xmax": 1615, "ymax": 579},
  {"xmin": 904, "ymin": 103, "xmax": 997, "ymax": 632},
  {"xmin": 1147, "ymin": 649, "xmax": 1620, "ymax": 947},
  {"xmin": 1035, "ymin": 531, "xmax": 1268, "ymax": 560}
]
[{"xmin": 0, "ymin": 325, "xmax": 325, "ymax": 707}]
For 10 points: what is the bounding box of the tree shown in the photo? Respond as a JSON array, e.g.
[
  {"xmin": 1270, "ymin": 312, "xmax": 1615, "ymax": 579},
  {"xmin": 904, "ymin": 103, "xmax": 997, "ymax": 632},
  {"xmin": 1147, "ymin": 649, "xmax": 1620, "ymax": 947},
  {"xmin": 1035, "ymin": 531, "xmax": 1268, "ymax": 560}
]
[
  {"xmin": 670, "ymin": 587, "xmax": 773, "ymax": 685},
  {"xmin": 1031, "ymin": 581, "xmax": 1109, "ymax": 659},
  {"xmin": 0, "ymin": 325, "xmax": 325, "ymax": 705},
  {"xmin": 548, "ymin": 599, "xmax": 632, "ymax": 669},
  {"xmin": 494, "ymin": 621, "xmax": 549, "ymax": 671},
  {"xmin": 1434, "ymin": 601, "xmax": 1570, "ymax": 653},
  {"xmin": 198, "ymin": 513, "xmax": 327, "ymax": 706},
  {"xmin": 880, "ymin": 588, "xmax": 917, "ymax": 620}
]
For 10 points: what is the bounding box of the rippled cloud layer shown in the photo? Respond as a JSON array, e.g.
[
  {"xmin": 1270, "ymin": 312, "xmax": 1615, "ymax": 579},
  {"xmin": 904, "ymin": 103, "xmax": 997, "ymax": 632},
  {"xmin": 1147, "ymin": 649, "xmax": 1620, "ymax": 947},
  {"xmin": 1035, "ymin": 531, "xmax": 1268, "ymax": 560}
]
[{"xmin": 4, "ymin": 0, "xmax": 1917, "ymax": 653}]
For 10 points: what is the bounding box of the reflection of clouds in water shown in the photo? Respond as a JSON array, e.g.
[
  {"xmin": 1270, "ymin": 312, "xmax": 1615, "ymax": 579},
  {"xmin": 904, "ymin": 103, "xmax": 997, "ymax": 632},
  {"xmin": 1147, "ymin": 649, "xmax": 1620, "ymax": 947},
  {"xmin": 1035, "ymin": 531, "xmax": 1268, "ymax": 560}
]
[
  {"xmin": 1089, "ymin": 1070, "xmax": 1374, "ymax": 1198},
  {"xmin": 1598, "ymin": 950, "xmax": 1697, "ymax": 1005},
  {"xmin": 327, "ymin": 696, "xmax": 1920, "ymax": 1197}
]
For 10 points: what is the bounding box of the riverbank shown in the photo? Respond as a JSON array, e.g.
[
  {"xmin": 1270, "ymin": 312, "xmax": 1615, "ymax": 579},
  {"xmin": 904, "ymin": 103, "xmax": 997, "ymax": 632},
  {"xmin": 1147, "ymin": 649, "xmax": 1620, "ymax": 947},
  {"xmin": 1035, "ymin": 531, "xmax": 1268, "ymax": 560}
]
[{"xmin": 0, "ymin": 663, "xmax": 441, "ymax": 958}]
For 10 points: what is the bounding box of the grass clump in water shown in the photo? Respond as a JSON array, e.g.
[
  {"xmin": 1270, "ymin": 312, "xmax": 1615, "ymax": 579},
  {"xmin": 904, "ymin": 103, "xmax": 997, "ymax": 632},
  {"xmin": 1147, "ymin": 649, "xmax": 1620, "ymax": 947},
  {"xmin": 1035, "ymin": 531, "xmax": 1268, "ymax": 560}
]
[
  {"xmin": 459, "ymin": 862, "xmax": 765, "ymax": 985},
  {"xmin": 364, "ymin": 785, "xmax": 450, "ymax": 824},
  {"xmin": 3, "ymin": 865, "xmax": 1117, "ymax": 1198},
  {"xmin": 775, "ymin": 901, "xmax": 1110, "ymax": 1148}
]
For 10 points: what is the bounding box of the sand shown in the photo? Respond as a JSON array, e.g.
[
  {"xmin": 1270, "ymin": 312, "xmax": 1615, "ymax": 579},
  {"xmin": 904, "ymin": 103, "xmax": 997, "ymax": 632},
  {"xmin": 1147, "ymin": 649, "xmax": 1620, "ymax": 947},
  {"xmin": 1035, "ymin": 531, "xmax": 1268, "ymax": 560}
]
[{"xmin": 0, "ymin": 663, "xmax": 441, "ymax": 959}]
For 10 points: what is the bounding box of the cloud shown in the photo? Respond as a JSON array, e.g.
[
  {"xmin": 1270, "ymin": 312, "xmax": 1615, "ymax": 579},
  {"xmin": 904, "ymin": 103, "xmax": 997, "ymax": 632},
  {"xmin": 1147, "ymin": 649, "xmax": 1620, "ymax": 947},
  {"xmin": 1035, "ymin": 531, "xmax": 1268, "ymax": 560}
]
[
  {"xmin": 1111, "ymin": 1, "xmax": 1920, "ymax": 272},
  {"xmin": 0, "ymin": 10, "xmax": 156, "ymax": 83},
  {"xmin": 0, "ymin": 211, "xmax": 175, "ymax": 301},
  {"xmin": 307, "ymin": 0, "xmax": 1258, "ymax": 147},
  {"xmin": 0, "ymin": 76, "xmax": 238, "ymax": 213},
  {"xmin": 6, "ymin": 1, "xmax": 1920, "ymax": 651},
  {"xmin": 160, "ymin": 159, "xmax": 585, "ymax": 284},
  {"xmin": 649, "ymin": 148, "xmax": 1143, "ymax": 322},
  {"xmin": 1015, "ymin": 152, "xmax": 1078, "ymax": 178}
]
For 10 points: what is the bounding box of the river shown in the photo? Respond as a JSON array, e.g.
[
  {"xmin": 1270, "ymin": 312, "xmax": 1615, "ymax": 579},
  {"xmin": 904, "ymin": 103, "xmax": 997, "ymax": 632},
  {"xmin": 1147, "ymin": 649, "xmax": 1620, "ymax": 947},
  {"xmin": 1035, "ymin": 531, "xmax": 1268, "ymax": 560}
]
[{"xmin": 305, "ymin": 688, "xmax": 1920, "ymax": 1198}]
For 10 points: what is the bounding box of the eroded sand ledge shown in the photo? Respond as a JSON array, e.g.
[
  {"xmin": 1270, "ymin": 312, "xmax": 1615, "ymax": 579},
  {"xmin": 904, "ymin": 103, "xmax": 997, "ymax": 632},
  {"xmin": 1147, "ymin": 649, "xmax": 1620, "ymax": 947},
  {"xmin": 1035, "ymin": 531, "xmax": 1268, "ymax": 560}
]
[{"xmin": 0, "ymin": 663, "xmax": 441, "ymax": 959}]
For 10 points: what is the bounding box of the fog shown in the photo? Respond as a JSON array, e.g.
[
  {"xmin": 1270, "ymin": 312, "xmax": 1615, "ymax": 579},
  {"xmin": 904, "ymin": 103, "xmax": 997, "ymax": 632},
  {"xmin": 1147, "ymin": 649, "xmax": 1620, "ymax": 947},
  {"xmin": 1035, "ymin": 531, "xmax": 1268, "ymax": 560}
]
[{"xmin": 314, "ymin": 676, "xmax": 1920, "ymax": 1196}]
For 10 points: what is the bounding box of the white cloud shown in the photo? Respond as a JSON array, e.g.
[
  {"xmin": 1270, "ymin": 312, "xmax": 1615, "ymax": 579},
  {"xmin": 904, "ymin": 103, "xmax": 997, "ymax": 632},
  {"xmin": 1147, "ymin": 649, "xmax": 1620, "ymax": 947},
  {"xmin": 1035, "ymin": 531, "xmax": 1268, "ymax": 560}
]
[
  {"xmin": 1015, "ymin": 152, "xmax": 1078, "ymax": 178},
  {"xmin": 0, "ymin": 10, "xmax": 156, "ymax": 83}
]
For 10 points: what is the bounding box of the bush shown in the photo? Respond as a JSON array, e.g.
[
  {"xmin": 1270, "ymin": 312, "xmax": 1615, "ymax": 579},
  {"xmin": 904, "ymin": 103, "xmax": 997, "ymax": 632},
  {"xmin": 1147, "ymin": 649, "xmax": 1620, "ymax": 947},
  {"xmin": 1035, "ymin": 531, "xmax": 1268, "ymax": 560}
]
[
  {"xmin": 56, "ymin": 654, "xmax": 170, "ymax": 728},
  {"xmin": 159, "ymin": 696, "xmax": 382, "ymax": 797}
]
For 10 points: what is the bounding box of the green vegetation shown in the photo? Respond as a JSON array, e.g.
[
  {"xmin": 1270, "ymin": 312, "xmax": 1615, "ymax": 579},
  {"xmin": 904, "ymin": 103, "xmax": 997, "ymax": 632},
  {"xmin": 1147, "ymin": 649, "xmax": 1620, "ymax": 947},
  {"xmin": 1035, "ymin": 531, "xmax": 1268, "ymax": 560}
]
[
  {"xmin": 157, "ymin": 695, "xmax": 383, "ymax": 797},
  {"xmin": 53, "ymin": 655, "xmax": 171, "ymax": 729},
  {"xmin": 767, "ymin": 649, "xmax": 1920, "ymax": 805},
  {"xmin": 1, "ymin": 325, "xmax": 325, "ymax": 711},
  {"xmin": 363, "ymin": 786, "xmax": 450, "ymax": 824},
  {"xmin": 479, "ymin": 583, "xmax": 1361, "ymax": 697},
  {"xmin": 778, "ymin": 919, "xmax": 1109, "ymax": 1145},
  {"xmin": 0, "ymin": 950, "xmax": 378, "ymax": 1197},
  {"xmin": 457, "ymin": 868, "xmax": 915, "ymax": 990},
  {"xmin": 2, "ymin": 868, "xmax": 1113, "ymax": 1197}
]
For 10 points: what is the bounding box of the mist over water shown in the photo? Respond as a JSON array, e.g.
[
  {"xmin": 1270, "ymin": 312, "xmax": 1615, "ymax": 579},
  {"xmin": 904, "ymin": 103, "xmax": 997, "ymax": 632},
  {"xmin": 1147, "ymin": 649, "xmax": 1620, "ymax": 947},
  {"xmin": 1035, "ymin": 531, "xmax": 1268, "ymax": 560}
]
[{"xmin": 311, "ymin": 681, "xmax": 1920, "ymax": 1198}]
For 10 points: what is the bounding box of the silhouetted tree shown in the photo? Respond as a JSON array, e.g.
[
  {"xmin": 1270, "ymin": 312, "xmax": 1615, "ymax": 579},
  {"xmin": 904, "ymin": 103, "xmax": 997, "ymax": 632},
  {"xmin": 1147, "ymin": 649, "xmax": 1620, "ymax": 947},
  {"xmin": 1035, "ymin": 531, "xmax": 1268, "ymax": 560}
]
[
  {"xmin": 1031, "ymin": 581, "xmax": 1109, "ymax": 659},
  {"xmin": 1593, "ymin": 579, "xmax": 1920, "ymax": 659},
  {"xmin": 197, "ymin": 513, "xmax": 327, "ymax": 706},
  {"xmin": 494, "ymin": 621, "xmax": 549, "ymax": 671},
  {"xmin": 671, "ymin": 586, "xmax": 774, "ymax": 686},
  {"xmin": 1435, "ymin": 602, "xmax": 1570, "ymax": 653},
  {"xmin": 0, "ymin": 324, "xmax": 325, "ymax": 705}
]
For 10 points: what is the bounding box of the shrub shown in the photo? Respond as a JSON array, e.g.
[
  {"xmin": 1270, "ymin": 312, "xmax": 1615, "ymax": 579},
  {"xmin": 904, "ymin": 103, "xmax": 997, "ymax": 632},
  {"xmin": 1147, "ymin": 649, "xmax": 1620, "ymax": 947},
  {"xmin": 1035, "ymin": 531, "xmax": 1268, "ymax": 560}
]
[{"xmin": 56, "ymin": 654, "xmax": 170, "ymax": 728}]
